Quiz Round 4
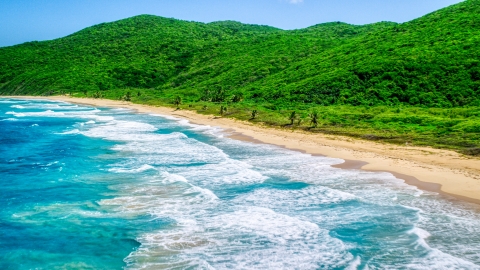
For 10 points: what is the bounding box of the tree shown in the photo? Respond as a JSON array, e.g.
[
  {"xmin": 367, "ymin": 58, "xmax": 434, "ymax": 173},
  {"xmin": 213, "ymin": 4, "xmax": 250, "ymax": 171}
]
[
  {"xmin": 174, "ymin": 96, "xmax": 182, "ymax": 108},
  {"xmin": 251, "ymin": 109, "xmax": 258, "ymax": 119},
  {"xmin": 289, "ymin": 111, "xmax": 297, "ymax": 125},
  {"xmin": 232, "ymin": 92, "xmax": 244, "ymax": 103},
  {"xmin": 310, "ymin": 111, "xmax": 319, "ymax": 127},
  {"xmin": 220, "ymin": 105, "xmax": 227, "ymax": 116},
  {"xmin": 124, "ymin": 91, "xmax": 131, "ymax": 101}
]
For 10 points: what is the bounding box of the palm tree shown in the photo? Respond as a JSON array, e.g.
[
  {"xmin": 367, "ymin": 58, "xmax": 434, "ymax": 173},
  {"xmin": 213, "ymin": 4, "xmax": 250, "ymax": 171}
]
[
  {"xmin": 174, "ymin": 96, "xmax": 182, "ymax": 108},
  {"xmin": 289, "ymin": 111, "xmax": 297, "ymax": 125},
  {"xmin": 251, "ymin": 109, "xmax": 258, "ymax": 119},
  {"xmin": 124, "ymin": 91, "xmax": 131, "ymax": 101},
  {"xmin": 310, "ymin": 111, "xmax": 319, "ymax": 128},
  {"xmin": 220, "ymin": 105, "xmax": 227, "ymax": 116}
]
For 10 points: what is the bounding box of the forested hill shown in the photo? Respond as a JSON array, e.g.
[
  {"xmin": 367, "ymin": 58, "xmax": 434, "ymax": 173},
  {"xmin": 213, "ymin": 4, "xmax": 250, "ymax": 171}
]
[{"xmin": 1, "ymin": 0, "xmax": 479, "ymax": 108}]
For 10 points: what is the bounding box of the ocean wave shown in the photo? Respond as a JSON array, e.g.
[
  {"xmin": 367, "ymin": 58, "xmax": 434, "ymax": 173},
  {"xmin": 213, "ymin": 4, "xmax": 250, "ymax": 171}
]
[
  {"xmin": 408, "ymin": 227, "xmax": 432, "ymax": 249},
  {"xmin": 57, "ymin": 129, "xmax": 80, "ymax": 135},
  {"xmin": 109, "ymin": 164, "xmax": 156, "ymax": 173},
  {"xmin": 127, "ymin": 206, "xmax": 354, "ymax": 269},
  {"xmin": 406, "ymin": 247, "xmax": 479, "ymax": 269},
  {"xmin": 150, "ymin": 113, "xmax": 225, "ymax": 137},
  {"xmin": 236, "ymin": 185, "xmax": 357, "ymax": 208},
  {"xmin": 98, "ymin": 171, "xmax": 218, "ymax": 222},
  {"xmin": 6, "ymin": 110, "xmax": 65, "ymax": 117},
  {"xmin": 176, "ymin": 159, "xmax": 268, "ymax": 185},
  {"xmin": 0, "ymin": 99, "xmax": 26, "ymax": 104},
  {"xmin": 81, "ymin": 120, "xmax": 157, "ymax": 139}
]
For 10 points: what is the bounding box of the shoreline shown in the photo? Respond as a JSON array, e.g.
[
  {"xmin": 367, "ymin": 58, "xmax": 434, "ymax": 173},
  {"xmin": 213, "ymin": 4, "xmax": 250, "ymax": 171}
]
[
  {"xmin": 229, "ymin": 130, "xmax": 480, "ymax": 205},
  {"xmin": 4, "ymin": 96, "xmax": 480, "ymax": 205}
]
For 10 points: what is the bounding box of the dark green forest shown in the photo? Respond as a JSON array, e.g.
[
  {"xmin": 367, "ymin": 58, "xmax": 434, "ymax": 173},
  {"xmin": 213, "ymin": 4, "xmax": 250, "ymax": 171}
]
[{"xmin": 1, "ymin": 0, "xmax": 480, "ymax": 154}]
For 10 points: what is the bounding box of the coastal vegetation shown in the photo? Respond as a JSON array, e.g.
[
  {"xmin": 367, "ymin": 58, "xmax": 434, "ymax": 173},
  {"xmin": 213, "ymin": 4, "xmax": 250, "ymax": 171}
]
[{"xmin": 1, "ymin": 0, "xmax": 479, "ymax": 154}]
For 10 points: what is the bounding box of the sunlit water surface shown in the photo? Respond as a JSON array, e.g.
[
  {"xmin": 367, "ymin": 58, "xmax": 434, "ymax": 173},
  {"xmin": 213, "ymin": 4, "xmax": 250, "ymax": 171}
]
[{"xmin": 1, "ymin": 98, "xmax": 479, "ymax": 269}]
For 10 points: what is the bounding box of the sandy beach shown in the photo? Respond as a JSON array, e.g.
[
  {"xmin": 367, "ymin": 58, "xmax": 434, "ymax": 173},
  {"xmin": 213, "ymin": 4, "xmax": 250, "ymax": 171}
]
[{"xmin": 5, "ymin": 96, "xmax": 480, "ymax": 204}]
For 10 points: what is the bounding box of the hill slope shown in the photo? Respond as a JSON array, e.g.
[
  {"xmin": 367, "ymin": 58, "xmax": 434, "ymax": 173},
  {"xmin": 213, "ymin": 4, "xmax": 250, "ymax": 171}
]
[
  {"xmin": 0, "ymin": 15, "xmax": 389, "ymax": 96},
  {"xmin": 0, "ymin": 15, "xmax": 281, "ymax": 93},
  {"xmin": 1, "ymin": 0, "xmax": 479, "ymax": 108}
]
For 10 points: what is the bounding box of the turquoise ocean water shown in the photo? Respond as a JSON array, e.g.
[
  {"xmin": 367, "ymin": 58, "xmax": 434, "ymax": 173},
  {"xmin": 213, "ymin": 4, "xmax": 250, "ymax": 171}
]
[{"xmin": 1, "ymin": 98, "xmax": 480, "ymax": 269}]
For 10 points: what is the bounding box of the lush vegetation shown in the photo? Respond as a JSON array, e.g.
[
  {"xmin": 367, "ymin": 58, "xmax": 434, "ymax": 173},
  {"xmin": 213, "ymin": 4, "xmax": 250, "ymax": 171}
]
[{"xmin": 1, "ymin": 0, "xmax": 480, "ymax": 154}]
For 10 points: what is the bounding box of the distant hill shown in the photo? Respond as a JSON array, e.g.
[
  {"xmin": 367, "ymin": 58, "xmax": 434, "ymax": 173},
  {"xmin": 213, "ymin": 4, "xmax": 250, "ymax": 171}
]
[{"xmin": 1, "ymin": 0, "xmax": 479, "ymax": 108}]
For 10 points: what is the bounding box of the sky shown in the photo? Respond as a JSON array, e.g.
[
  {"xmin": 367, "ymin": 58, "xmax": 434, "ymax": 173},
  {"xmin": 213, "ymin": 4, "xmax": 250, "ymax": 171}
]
[{"xmin": 0, "ymin": 0, "xmax": 463, "ymax": 47}]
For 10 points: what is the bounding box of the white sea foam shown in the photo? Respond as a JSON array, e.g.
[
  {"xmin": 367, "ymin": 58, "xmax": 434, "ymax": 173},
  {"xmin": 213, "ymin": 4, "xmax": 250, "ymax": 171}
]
[
  {"xmin": 81, "ymin": 120, "xmax": 157, "ymax": 140},
  {"xmin": 0, "ymin": 118, "xmax": 18, "ymax": 121},
  {"xmin": 406, "ymin": 248, "xmax": 479, "ymax": 269},
  {"xmin": 111, "ymin": 108, "xmax": 133, "ymax": 111},
  {"xmin": 5, "ymin": 106, "xmax": 112, "ymax": 125},
  {"xmin": 6, "ymin": 110, "xmax": 65, "ymax": 117},
  {"xmin": 22, "ymin": 103, "xmax": 81, "ymax": 110},
  {"xmin": 408, "ymin": 227, "xmax": 431, "ymax": 248},
  {"xmin": 346, "ymin": 256, "xmax": 362, "ymax": 270},
  {"xmin": 102, "ymin": 130, "xmax": 229, "ymax": 166},
  {"xmin": 57, "ymin": 129, "xmax": 80, "ymax": 135},
  {"xmin": 45, "ymin": 161, "xmax": 59, "ymax": 167},
  {"xmin": 237, "ymin": 185, "xmax": 356, "ymax": 209},
  {"xmin": 214, "ymin": 207, "xmax": 321, "ymax": 242},
  {"xmin": 83, "ymin": 115, "xmax": 114, "ymax": 122},
  {"xmin": 11, "ymin": 105, "xmax": 25, "ymax": 109},
  {"xmin": 177, "ymin": 159, "xmax": 268, "ymax": 185},
  {"xmin": 150, "ymin": 113, "xmax": 225, "ymax": 137},
  {"xmin": 0, "ymin": 99, "xmax": 26, "ymax": 104},
  {"xmin": 5, "ymin": 111, "xmax": 25, "ymax": 117},
  {"xmin": 126, "ymin": 206, "xmax": 354, "ymax": 269},
  {"xmin": 109, "ymin": 164, "xmax": 156, "ymax": 173}
]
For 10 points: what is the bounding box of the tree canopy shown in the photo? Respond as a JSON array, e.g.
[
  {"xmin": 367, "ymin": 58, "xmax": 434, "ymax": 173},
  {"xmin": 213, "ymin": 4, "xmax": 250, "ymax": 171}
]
[{"xmin": 1, "ymin": 0, "xmax": 479, "ymax": 108}]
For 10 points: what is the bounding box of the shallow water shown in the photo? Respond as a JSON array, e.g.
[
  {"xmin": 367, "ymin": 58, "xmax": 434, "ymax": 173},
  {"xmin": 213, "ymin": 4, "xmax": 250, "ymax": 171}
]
[{"xmin": 1, "ymin": 98, "xmax": 480, "ymax": 269}]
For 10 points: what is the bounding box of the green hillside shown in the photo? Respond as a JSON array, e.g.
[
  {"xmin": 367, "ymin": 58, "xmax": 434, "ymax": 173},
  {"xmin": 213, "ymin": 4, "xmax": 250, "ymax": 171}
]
[
  {"xmin": 0, "ymin": 15, "xmax": 391, "ymax": 96},
  {"xmin": 1, "ymin": 0, "xmax": 480, "ymax": 154},
  {"xmin": 0, "ymin": 15, "xmax": 281, "ymax": 92}
]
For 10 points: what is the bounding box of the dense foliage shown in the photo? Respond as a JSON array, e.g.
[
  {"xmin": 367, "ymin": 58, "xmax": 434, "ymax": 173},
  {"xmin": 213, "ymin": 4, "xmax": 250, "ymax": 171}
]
[
  {"xmin": 1, "ymin": 0, "xmax": 480, "ymax": 153},
  {"xmin": 1, "ymin": 0, "xmax": 480, "ymax": 107}
]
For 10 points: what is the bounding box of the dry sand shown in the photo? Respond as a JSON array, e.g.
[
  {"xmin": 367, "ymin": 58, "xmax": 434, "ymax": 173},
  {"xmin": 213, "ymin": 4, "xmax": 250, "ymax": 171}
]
[{"xmin": 7, "ymin": 96, "xmax": 480, "ymax": 204}]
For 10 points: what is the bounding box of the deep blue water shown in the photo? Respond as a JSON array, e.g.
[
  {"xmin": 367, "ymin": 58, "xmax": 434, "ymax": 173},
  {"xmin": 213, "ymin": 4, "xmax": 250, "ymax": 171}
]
[{"xmin": 1, "ymin": 98, "xmax": 480, "ymax": 269}]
